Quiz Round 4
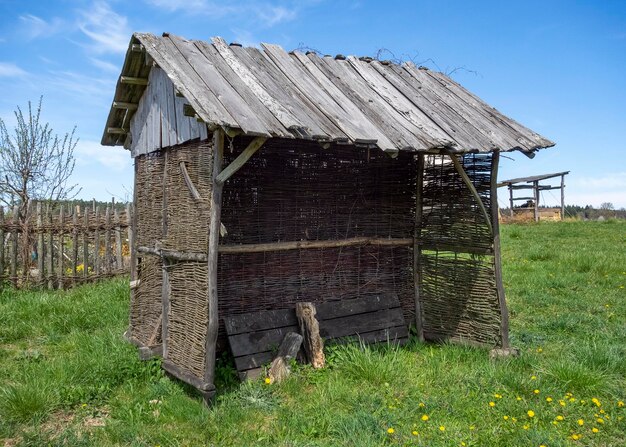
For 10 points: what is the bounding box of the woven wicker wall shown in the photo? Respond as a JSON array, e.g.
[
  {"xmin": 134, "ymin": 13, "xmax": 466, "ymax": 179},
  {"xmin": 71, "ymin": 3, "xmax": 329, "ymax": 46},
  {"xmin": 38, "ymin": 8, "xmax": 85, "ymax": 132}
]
[
  {"xmin": 130, "ymin": 153, "xmax": 165, "ymax": 346},
  {"xmin": 217, "ymin": 137, "xmax": 418, "ymax": 332},
  {"xmin": 418, "ymin": 154, "xmax": 501, "ymax": 346}
]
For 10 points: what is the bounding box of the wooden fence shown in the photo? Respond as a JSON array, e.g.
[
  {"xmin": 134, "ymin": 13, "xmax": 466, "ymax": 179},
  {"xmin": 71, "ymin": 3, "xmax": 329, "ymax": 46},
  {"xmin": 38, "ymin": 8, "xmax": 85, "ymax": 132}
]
[{"xmin": 0, "ymin": 202, "xmax": 133, "ymax": 289}]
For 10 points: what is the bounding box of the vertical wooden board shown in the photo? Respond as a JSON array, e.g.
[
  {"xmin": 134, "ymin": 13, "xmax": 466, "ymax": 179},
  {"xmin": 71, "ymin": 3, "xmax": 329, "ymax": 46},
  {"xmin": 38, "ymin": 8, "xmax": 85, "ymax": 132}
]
[
  {"xmin": 94, "ymin": 207, "xmax": 101, "ymax": 276},
  {"xmin": 414, "ymin": 154, "xmax": 425, "ymax": 341},
  {"xmin": 0, "ymin": 208, "xmax": 4, "ymax": 285},
  {"xmin": 115, "ymin": 208, "xmax": 123, "ymax": 270},
  {"xmin": 10, "ymin": 206, "xmax": 18, "ymax": 288},
  {"xmin": 72, "ymin": 207, "xmax": 79, "ymax": 282},
  {"xmin": 46, "ymin": 205, "xmax": 54, "ymax": 289},
  {"xmin": 126, "ymin": 202, "xmax": 136, "ymax": 281},
  {"xmin": 105, "ymin": 206, "xmax": 112, "ymax": 274},
  {"xmin": 36, "ymin": 203, "xmax": 44, "ymax": 284},
  {"xmin": 58, "ymin": 205, "xmax": 64, "ymax": 289},
  {"xmin": 83, "ymin": 208, "xmax": 89, "ymax": 280}
]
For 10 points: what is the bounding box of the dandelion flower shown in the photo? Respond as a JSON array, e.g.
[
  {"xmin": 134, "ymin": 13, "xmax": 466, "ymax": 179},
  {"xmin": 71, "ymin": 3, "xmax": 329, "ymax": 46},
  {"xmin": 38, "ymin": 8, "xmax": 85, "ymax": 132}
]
[
  {"xmin": 516, "ymin": 396, "xmax": 522, "ymax": 401},
  {"xmin": 419, "ymin": 402, "xmax": 425, "ymax": 408},
  {"xmin": 503, "ymin": 416, "xmax": 509, "ymax": 420},
  {"xmin": 596, "ymin": 418, "xmax": 604, "ymax": 424},
  {"xmin": 577, "ymin": 419, "xmax": 584, "ymax": 426},
  {"xmin": 571, "ymin": 434, "xmax": 580, "ymax": 440},
  {"xmin": 559, "ymin": 400, "xmax": 566, "ymax": 406},
  {"xmin": 421, "ymin": 414, "xmax": 429, "ymax": 421},
  {"xmin": 546, "ymin": 397, "xmax": 553, "ymax": 402},
  {"xmin": 527, "ymin": 410, "xmax": 535, "ymax": 418},
  {"xmin": 592, "ymin": 398, "xmax": 601, "ymax": 407},
  {"xmin": 537, "ymin": 347, "xmax": 543, "ymax": 353},
  {"xmin": 592, "ymin": 427, "xmax": 599, "ymax": 433},
  {"xmin": 534, "ymin": 389, "xmax": 540, "ymax": 394},
  {"xmin": 618, "ymin": 401, "xmax": 624, "ymax": 407},
  {"xmin": 264, "ymin": 377, "xmax": 271, "ymax": 384},
  {"xmin": 439, "ymin": 425, "xmax": 445, "ymax": 432},
  {"xmin": 412, "ymin": 430, "xmax": 419, "ymax": 436},
  {"xmin": 556, "ymin": 415, "xmax": 564, "ymax": 421},
  {"xmin": 531, "ymin": 375, "xmax": 537, "ymax": 380},
  {"xmin": 469, "ymin": 425, "xmax": 475, "ymax": 430},
  {"xmin": 387, "ymin": 427, "xmax": 394, "ymax": 434},
  {"xmin": 512, "ymin": 417, "xmax": 517, "ymax": 422},
  {"xmin": 494, "ymin": 393, "xmax": 502, "ymax": 399},
  {"xmin": 523, "ymin": 425, "xmax": 529, "ymax": 430},
  {"xmin": 461, "ymin": 443, "xmax": 466, "ymax": 447},
  {"xmin": 569, "ymin": 397, "xmax": 577, "ymax": 403},
  {"xmin": 489, "ymin": 401, "xmax": 496, "ymax": 407}
]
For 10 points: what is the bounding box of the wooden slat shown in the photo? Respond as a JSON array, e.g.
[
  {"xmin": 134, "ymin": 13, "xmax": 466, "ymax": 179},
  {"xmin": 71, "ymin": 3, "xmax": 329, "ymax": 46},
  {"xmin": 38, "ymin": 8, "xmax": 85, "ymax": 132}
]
[
  {"xmin": 315, "ymin": 294, "xmax": 399, "ymax": 320},
  {"xmin": 345, "ymin": 57, "xmax": 454, "ymax": 149},
  {"xmin": 319, "ymin": 307, "xmax": 405, "ymax": 339},
  {"xmin": 229, "ymin": 325, "xmax": 300, "ymax": 357},
  {"xmin": 168, "ymin": 34, "xmax": 272, "ymax": 136},
  {"xmin": 328, "ymin": 325, "xmax": 409, "ymax": 345},
  {"xmin": 373, "ymin": 62, "xmax": 490, "ymax": 151},
  {"xmin": 224, "ymin": 308, "xmax": 297, "ymax": 335},
  {"xmin": 305, "ymin": 54, "xmax": 420, "ymax": 149},
  {"xmin": 261, "ymin": 43, "xmax": 395, "ymax": 148},
  {"xmin": 136, "ymin": 33, "xmax": 237, "ymax": 128},
  {"xmin": 210, "ymin": 38, "xmax": 305, "ymax": 134},
  {"xmin": 235, "ymin": 45, "xmax": 340, "ymax": 139}
]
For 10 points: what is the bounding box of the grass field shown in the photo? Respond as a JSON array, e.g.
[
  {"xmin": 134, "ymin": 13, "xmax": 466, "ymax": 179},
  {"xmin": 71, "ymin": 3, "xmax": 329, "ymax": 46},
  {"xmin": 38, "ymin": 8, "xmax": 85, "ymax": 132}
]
[{"xmin": 1, "ymin": 221, "xmax": 624, "ymax": 446}]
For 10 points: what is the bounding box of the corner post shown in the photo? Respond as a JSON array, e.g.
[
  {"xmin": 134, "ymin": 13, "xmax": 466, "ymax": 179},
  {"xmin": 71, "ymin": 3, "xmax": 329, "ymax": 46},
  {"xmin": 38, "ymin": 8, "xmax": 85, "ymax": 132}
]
[
  {"xmin": 560, "ymin": 174, "xmax": 565, "ymax": 221},
  {"xmin": 491, "ymin": 152, "xmax": 510, "ymax": 348},
  {"xmin": 413, "ymin": 153, "xmax": 425, "ymax": 341},
  {"xmin": 204, "ymin": 129, "xmax": 224, "ymax": 398},
  {"xmin": 508, "ymin": 185, "xmax": 514, "ymax": 217},
  {"xmin": 533, "ymin": 181, "xmax": 539, "ymax": 222}
]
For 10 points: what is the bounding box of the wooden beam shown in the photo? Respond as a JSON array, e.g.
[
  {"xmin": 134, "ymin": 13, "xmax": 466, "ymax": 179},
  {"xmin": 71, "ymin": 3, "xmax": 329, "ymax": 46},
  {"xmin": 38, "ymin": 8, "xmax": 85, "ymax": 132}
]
[
  {"xmin": 490, "ymin": 152, "xmax": 510, "ymax": 348},
  {"xmin": 107, "ymin": 127, "xmax": 128, "ymax": 135},
  {"xmin": 447, "ymin": 153, "xmax": 493, "ymax": 235},
  {"xmin": 138, "ymin": 245, "xmax": 207, "ymax": 262},
  {"xmin": 112, "ymin": 101, "xmax": 138, "ymax": 110},
  {"xmin": 218, "ymin": 237, "xmax": 414, "ymax": 254},
  {"xmin": 215, "ymin": 137, "xmax": 266, "ymax": 185},
  {"xmin": 179, "ymin": 162, "xmax": 202, "ymax": 200},
  {"xmin": 414, "ymin": 153, "xmax": 425, "ymax": 341},
  {"xmin": 120, "ymin": 76, "xmax": 148, "ymax": 85},
  {"xmin": 205, "ymin": 129, "xmax": 224, "ymax": 389}
]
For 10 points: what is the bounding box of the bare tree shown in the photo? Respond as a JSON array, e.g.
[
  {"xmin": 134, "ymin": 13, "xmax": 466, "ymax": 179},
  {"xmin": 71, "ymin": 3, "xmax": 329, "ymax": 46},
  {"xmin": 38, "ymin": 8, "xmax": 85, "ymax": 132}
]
[{"xmin": 0, "ymin": 97, "xmax": 80, "ymax": 220}]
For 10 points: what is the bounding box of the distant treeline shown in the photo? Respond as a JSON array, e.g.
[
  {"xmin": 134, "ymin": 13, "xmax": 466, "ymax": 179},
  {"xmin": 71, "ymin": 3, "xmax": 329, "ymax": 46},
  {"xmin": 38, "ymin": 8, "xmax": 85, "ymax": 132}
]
[{"xmin": 563, "ymin": 204, "xmax": 626, "ymax": 220}]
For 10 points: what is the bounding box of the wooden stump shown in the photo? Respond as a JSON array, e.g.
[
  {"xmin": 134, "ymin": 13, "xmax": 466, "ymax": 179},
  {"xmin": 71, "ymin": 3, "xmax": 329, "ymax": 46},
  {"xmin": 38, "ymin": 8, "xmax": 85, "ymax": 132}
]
[
  {"xmin": 296, "ymin": 302, "xmax": 325, "ymax": 369},
  {"xmin": 268, "ymin": 332, "xmax": 303, "ymax": 384}
]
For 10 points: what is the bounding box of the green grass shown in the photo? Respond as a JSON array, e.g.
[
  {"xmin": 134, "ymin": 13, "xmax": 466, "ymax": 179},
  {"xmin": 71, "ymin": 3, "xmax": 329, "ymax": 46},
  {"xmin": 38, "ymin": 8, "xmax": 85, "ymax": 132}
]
[{"xmin": 1, "ymin": 221, "xmax": 624, "ymax": 446}]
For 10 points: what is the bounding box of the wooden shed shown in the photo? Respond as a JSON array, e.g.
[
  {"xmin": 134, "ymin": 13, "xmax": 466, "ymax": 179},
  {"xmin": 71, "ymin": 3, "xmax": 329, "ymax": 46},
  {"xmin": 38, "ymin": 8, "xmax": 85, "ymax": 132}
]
[{"xmin": 101, "ymin": 32, "xmax": 554, "ymax": 399}]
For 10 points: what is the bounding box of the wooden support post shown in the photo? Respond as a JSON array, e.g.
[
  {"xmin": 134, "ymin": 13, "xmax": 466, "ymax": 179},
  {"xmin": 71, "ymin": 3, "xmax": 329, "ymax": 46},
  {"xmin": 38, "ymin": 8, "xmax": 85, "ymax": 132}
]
[
  {"xmin": 36, "ymin": 203, "xmax": 44, "ymax": 285},
  {"xmin": 0, "ymin": 208, "xmax": 4, "ymax": 287},
  {"xmin": 491, "ymin": 152, "xmax": 510, "ymax": 348},
  {"xmin": 58, "ymin": 205, "xmax": 64, "ymax": 289},
  {"xmin": 126, "ymin": 203, "xmax": 136, "ymax": 281},
  {"xmin": 204, "ymin": 129, "xmax": 224, "ymax": 392},
  {"xmin": 94, "ymin": 206, "xmax": 101, "ymax": 276},
  {"xmin": 105, "ymin": 205, "xmax": 112, "ymax": 274},
  {"xmin": 447, "ymin": 152, "xmax": 493, "ymax": 235},
  {"xmin": 47, "ymin": 205, "xmax": 54, "ymax": 290},
  {"xmin": 560, "ymin": 174, "xmax": 565, "ymax": 221},
  {"xmin": 295, "ymin": 302, "xmax": 325, "ymax": 368},
  {"xmin": 508, "ymin": 185, "xmax": 514, "ymax": 217},
  {"xmin": 83, "ymin": 208, "xmax": 89, "ymax": 280},
  {"xmin": 115, "ymin": 208, "xmax": 123, "ymax": 270},
  {"xmin": 268, "ymin": 332, "xmax": 304, "ymax": 384},
  {"xmin": 215, "ymin": 137, "xmax": 266, "ymax": 185},
  {"xmin": 161, "ymin": 262, "xmax": 171, "ymax": 359},
  {"xmin": 414, "ymin": 153, "xmax": 425, "ymax": 341},
  {"xmin": 72, "ymin": 208, "xmax": 79, "ymax": 284},
  {"xmin": 533, "ymin": 181, "xmax": 539, "ymax": 222}
]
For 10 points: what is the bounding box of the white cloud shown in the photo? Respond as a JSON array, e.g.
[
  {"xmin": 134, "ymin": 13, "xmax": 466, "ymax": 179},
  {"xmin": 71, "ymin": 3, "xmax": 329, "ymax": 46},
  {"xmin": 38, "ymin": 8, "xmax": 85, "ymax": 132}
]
[
  {"xmin": 75, "ymin": 139, "xmax": 132, "ymax": 172},
  {"xmin": 19, "ymin": 14, "xmax": 65, "ymax": 40},
  {"xmin": 0, "ymin": 62, "xmax": 27, "ymax": 77},
  {"xmin": 89, "ymin": 57, "xmax": 120, "ymax": 73},
  {"xmin": 77, "ymin": 1, "xmax": 130, "ymax": 54},
  {"xmin": 144, "ymin": 0, "xmax": 302, "ymax": 27}
]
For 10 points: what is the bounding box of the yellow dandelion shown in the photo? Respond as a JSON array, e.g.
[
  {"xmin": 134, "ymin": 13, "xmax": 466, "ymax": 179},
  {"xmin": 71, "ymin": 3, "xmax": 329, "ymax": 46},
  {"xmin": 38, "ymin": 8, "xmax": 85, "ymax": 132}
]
[
  {"xmin": 571, "ymin": 434, "xmax": 580, "ymax": 440},
  {"xmin": 618, "ymin": 401, "xmax": 624, "ymax": 407},
  {"xmin": 559, "ymin": 400, "xmax": 566, "ymax": 406},
  {"xmin": 591, "ymin": 398, "xmax": 601, "ymax": 407},
  {"xmin": 534, "ymin": 389, "xmax": 540, "ymax": 394},
  {"xmin": 421, "ymin": 414, "xmax": 429, "ymax": 421},
  {"xmin": 556, "ymin": 415, "xmax": 564, "ymax": 421},
  {"xmin": 489, "ymin": 401, "xmax": 496, "ymax": 407},
  {"xmin": 527, "ymin": 410, "xmax": 535, "ymax": 418},
  {"xmin": 512, "ymin": 417, "xmax": 517, "ymax": 422},
  {"xmin": 569, "ymin": 397, "xmax": 577, "ymax": 403},
  {"xmin": 592, "ymin": 427, "xmax": 599, "ymax": 433},
  {"xmin": 577, "ymin": 419, "xmax": 584, "ymax": 426},
  {"xmin": 523, "ymin": 424, "xmax": 529, "ymax": 430},
  {"xmin": 419, "ymin": 402, "xmax": 425, "ymax": 408},
  {"xmin": 537, "ymin": 347, "xmax": 543, "ymax": 353},
  {"xmin": 546, "ymin": 397, "xmax": 553, "ymax": 402},
  {"xmin": 469, "ymin": 425, "xmax": 475, "ymax": 430},
  {"xmin": 264, "ymin": 377, "xmax": 271, "ymax": 384},
  {"xmin": 552, "ymin": 421, "xmax": 558, "ymax": 426},
  {"xmin": 439, "ymin": 425, "xmax": 445, "ymax": 432},
  {"xmin": 494, "ymin": 393, "xmax": 503, "ymax": 399},
  {"xmin": 540, "ymin": 445, "xmax": 547, "ymax": 447},
  {"xmin": 412, "ymin": 430, "xmax": 419, "ymax": 436},
  {"xmin": 503, "ymin": 415, "xmax": 509, "ymax": 420},
  {"xmin": 531, "ymin": 375, "xmax": 537, "ymax": 380},
  {"xmin": 461, "ymin": 443, "xmax": 466, "ymax": 447},
  {"xmin": 387, "ymin": 427, "xmax": 394, "ymax": 434},
  {"xmin": 596, "ymin": 418, "xmax": 604, "ymax": 424}
]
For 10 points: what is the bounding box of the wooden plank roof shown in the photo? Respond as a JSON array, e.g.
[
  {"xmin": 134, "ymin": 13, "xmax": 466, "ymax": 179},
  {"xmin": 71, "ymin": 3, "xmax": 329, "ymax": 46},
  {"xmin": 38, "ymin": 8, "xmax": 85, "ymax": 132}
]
[
  {"xmin": 498, "ymin": 171, "xmax": 570, "ymax": 186},
  {"xmin": 102, "ymin": 33, "xmax": 555, "ymax": 154}
]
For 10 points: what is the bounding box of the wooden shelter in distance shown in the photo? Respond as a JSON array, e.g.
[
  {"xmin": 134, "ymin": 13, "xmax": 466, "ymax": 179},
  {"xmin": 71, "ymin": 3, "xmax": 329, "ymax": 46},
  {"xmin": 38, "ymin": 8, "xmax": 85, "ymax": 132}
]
[
  {"xmin": 499, "ymin": 171, "xmax": 569, "ymax": 222},
  {"xmin": 101, "ymin": 32, "xmax": 555, "ymax": 399}
]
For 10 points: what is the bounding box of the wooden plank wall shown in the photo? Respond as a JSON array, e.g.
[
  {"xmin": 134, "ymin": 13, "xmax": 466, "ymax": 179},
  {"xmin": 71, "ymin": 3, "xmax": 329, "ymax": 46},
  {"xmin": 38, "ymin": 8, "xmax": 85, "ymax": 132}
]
[
  {"xmin": 0, "ymin": 201, "xmax": 133, "ymax": 289},
  {"xmin": 130, "ymin": 66, "xmax": 209, "ymax": 157}
]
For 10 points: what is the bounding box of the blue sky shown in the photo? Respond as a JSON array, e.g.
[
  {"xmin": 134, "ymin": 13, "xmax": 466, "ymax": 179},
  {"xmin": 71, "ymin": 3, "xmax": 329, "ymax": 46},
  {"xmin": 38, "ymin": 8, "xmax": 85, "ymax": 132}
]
[{"xmin": 0, "ymin": 0, "xmax": 624, "ymax": 207}]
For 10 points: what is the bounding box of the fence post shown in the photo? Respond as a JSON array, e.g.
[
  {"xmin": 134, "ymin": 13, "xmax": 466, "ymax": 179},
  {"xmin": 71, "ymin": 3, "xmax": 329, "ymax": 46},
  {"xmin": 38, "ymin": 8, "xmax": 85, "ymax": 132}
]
[
  {"xmin": 0, "ymin": 207, "xmax": 4, "ymax": 288},
  {"xmin": 126, "ymin": 203, "xmax": 135, "ymax": 281},
  {"xmin": 72, "ymin": 206, "xmax": 79, "ymax": 285},
  {"xmin": 47, "ymin": 204, "xmax": 54, "ymax": 290},
  {"xmin": 83, "ymin": 207, "xmax": 89, "ymax": 281},
  {"xmin": 58, "ymin": 205, "xmax": 64, "ymax": 290},
  {"xmin": 10, "ymin": 205, "xmax": 19, "ymax": 288},
  {"xmin": 114, "ymin": 208, "xmax": 123, "ymax": 270},
  {"xmin": 94, "ymin": 206, "xmax": 101, "ymax": 276},
  {"xmin": 37, "ymin": 203, "xmax": 44, "ymax": 286},
  {"xmin": 105, "ymin": 205, "xmax": 112, "ymax": 275}
]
